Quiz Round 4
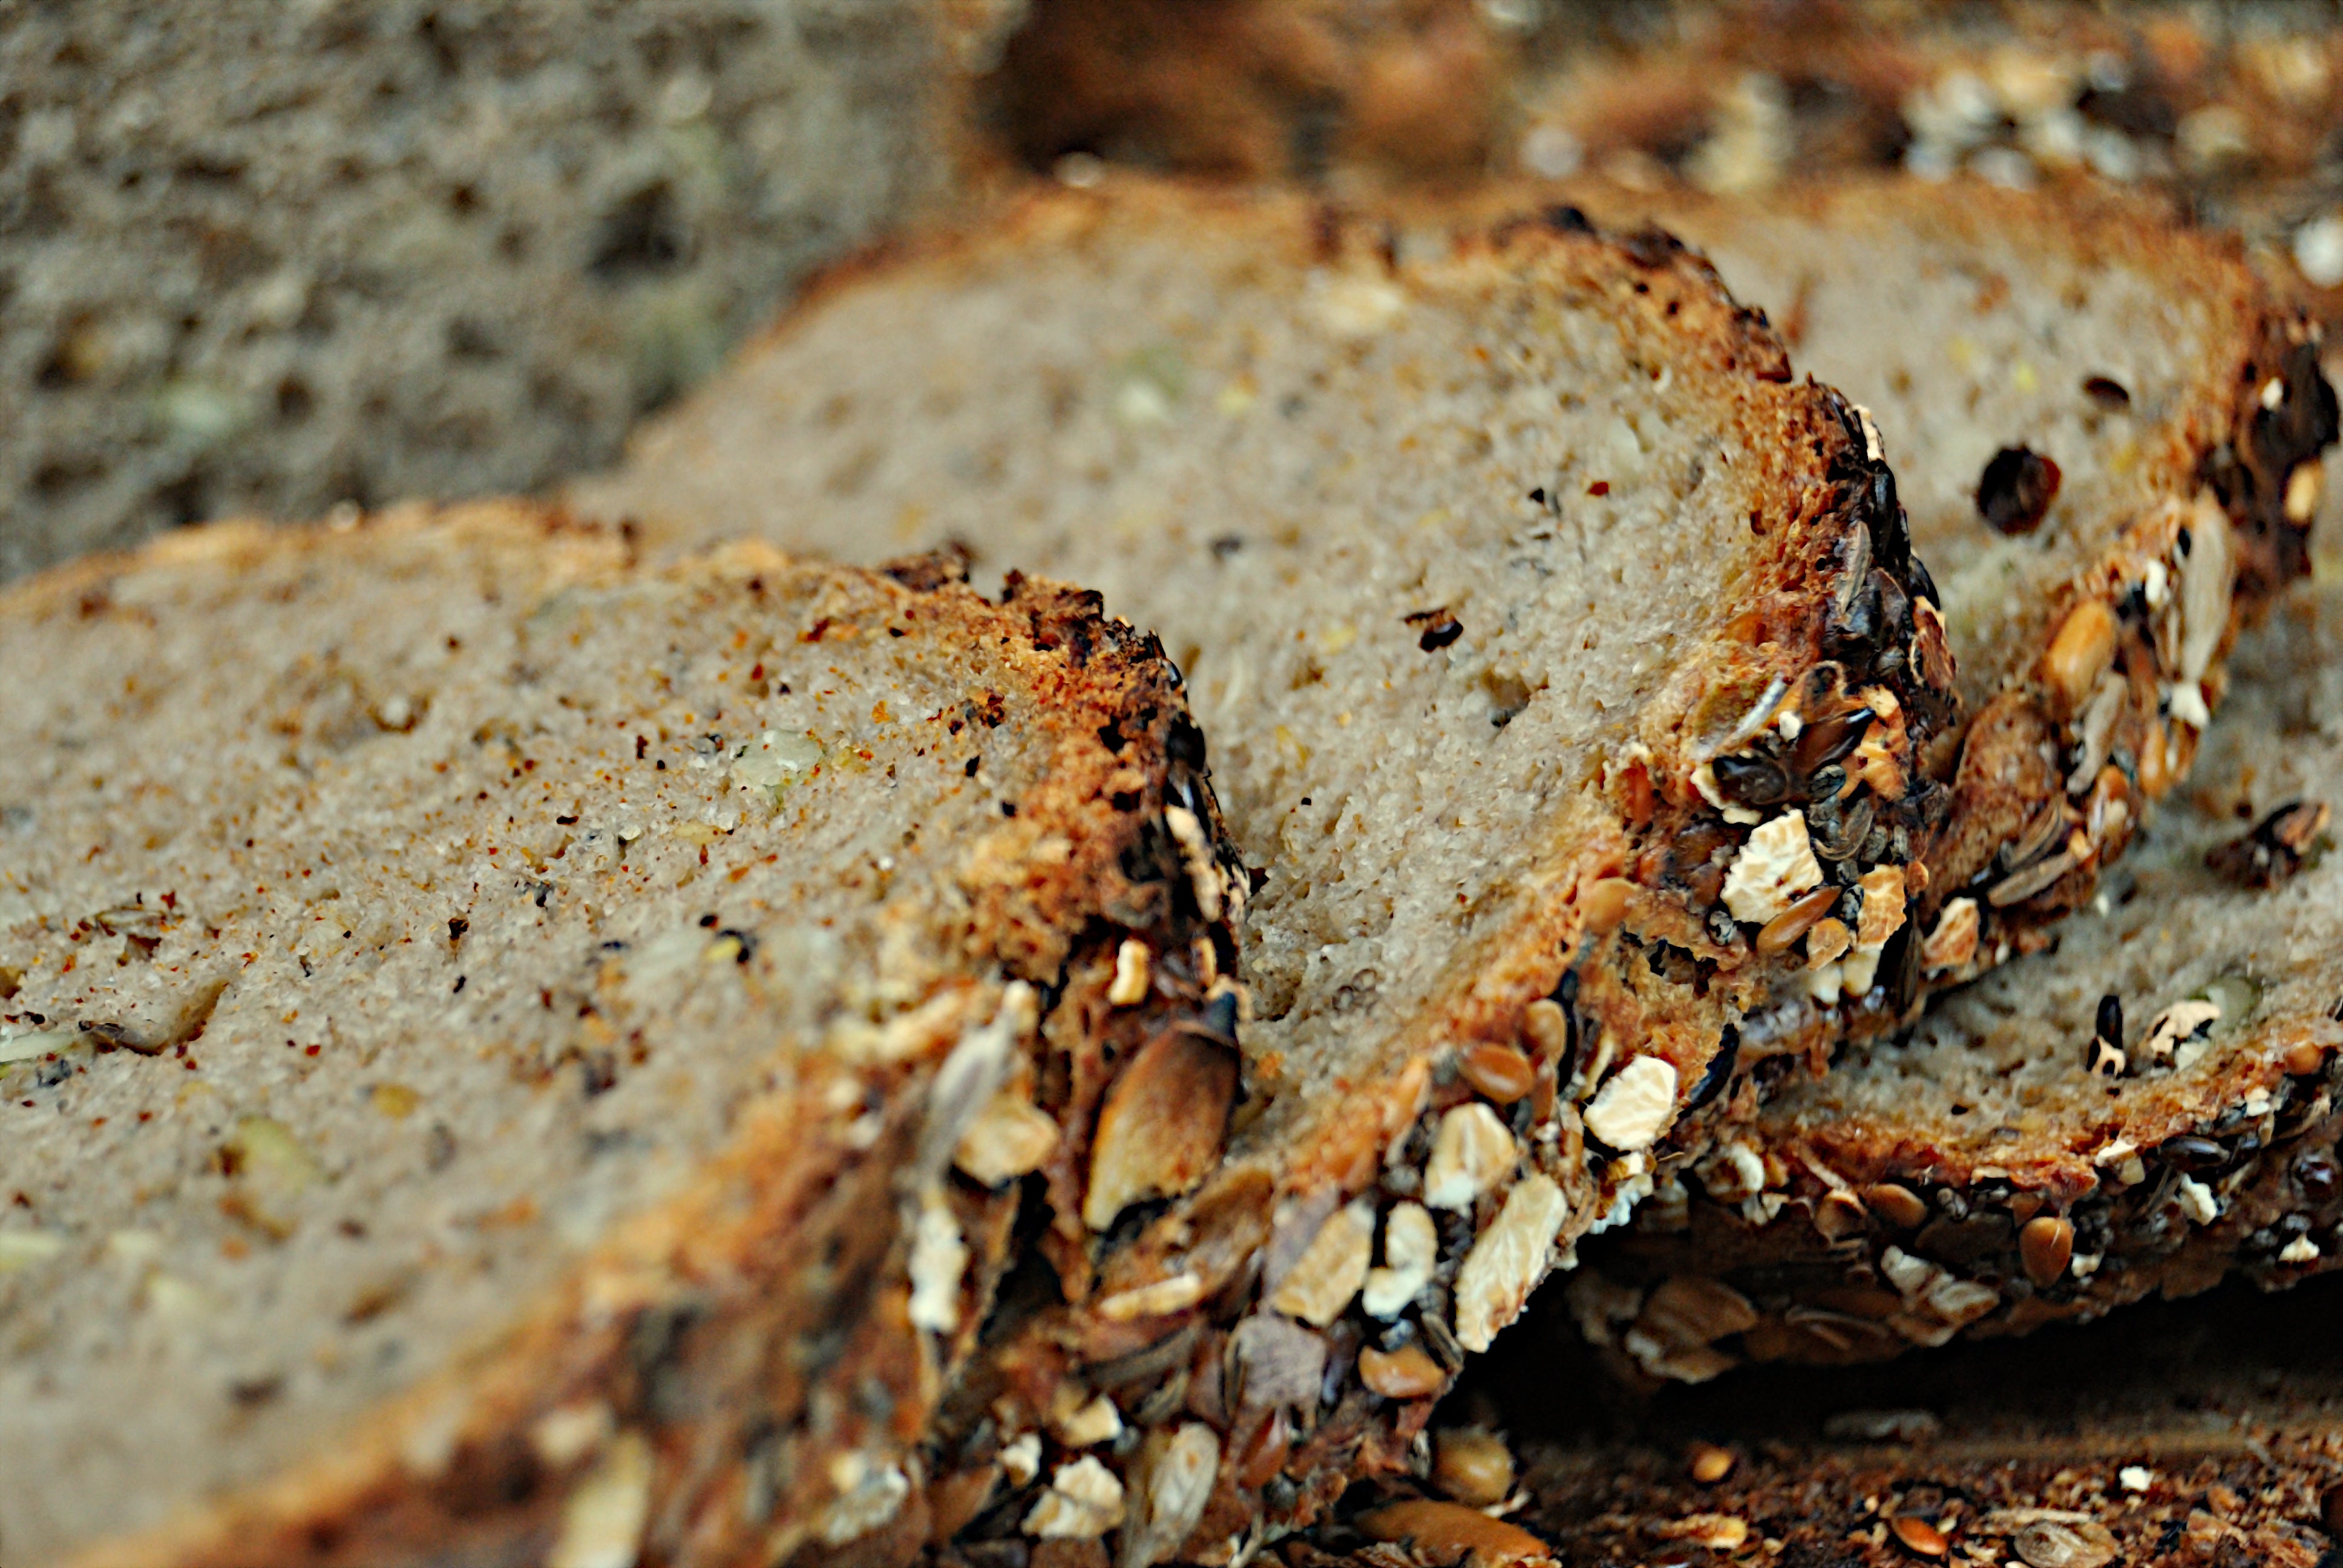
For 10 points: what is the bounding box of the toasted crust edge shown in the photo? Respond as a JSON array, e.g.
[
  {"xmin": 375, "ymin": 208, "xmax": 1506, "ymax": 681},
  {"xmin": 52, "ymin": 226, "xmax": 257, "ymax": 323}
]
[{"xmin": 41, "ymin": 503, "xmax": 1248, "ymax": 1568}]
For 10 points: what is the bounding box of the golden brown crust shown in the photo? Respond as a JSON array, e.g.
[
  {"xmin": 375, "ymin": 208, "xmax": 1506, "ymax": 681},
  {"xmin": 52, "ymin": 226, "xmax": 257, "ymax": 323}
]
[
  {"xmin": 1575, "ymin": 1027, "xmax": 2343, "ymax": 1377},
  {"xmin": 34, "ymin": 503, "xmax": 1247, "ymax": 1568}
]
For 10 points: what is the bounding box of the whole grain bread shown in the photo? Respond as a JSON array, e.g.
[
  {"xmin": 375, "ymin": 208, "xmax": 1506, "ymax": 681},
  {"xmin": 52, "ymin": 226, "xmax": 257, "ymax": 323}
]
[
  {"xmin": 1575, "ymin": 577, "xmax": 2343, "ymax": 1380},
  {"xmin": 0, "ymin": 501, "xmax": 1242, "ymax": 1568},
  {"xmin": 572, "ymin": 175, "xmax": 1958, "ymax": 1555},
  {"xmin": 1539, "ymin": 175, "xmax": 2336, "ymax": 1035}
]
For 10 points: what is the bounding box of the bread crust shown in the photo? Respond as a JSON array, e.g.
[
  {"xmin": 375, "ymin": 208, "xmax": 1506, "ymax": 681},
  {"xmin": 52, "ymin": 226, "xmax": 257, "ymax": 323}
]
[
  {"xmin": 5, "ymin": 502, "xmax": 1245, "ymax": 1568},
  {"xmin": 1571, "ymin": 566, "xmax": 2343, "ymax": 1385}
]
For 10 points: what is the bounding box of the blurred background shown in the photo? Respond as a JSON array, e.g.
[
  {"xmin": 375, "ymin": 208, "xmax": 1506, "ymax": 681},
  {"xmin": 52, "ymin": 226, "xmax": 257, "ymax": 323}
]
[{"xmin": 4, "ymin": 0, "xmax": 2341, "ymax": 581}]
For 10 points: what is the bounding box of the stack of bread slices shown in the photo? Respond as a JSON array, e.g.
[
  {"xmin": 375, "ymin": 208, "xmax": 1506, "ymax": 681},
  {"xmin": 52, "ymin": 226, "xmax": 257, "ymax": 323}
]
[{"xmin": 4, "ymin": 62, "xmax": 2339, "ymax": 1568}]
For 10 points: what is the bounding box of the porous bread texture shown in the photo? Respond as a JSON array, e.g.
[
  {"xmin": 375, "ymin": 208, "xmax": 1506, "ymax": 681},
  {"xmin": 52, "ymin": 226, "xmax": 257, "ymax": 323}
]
[
  {"xmin": 0, "ymin": 503, "xmax": 1239, "ymax": 1568},
  {"xmin": 1578, "ymin": 579, "xmax": 2343, "ymax": 1377},
  {"xmin": 574, "ymin": 176, "xmax": 1953, "ymax": 1549},
  {"xmin": 1558, "ymin": 177, "xmax": 2298, "ymax": 707},
  {"xmin": 1539, "ymin": 175, "xmax": 2336, "ymax": 1033}
]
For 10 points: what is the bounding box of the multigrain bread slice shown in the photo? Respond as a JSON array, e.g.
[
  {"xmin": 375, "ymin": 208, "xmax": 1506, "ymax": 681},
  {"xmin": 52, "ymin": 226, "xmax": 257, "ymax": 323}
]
[
  {"xmin": 0, "ymin": 502, "xmax": 1243, "ymax": 1568},
  {"xmin": 571, "ymin": 175, "xmax": 1958, "ymax": 1552},
  {"xmin": 1541, "ymin": 175, "xmax": 2337, "ymax": 1017},
  {"xmin": 1573, "ymin": 579, "xmax": 2343, "ymax": 1379}
]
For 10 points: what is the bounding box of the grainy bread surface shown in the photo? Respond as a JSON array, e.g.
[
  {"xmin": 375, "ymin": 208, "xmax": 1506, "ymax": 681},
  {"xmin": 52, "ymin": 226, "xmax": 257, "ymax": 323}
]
[
  {"xmin": 574, "ymin": 176, "xmax": 1955, "ymax": 1552},
  {"xmin": 1562, "ymin": 179, "xmax": 2283, "ymax": 702},
  {"xmin": 1579, "ymin": 578, "xmax": 2343, "ymax": 1377},
  {"xmin": 0, "ymin": 503, "xmax": 1240, "ymax": 1568},
  {"xmin": 1536, "ymin": 175, "xmax": 2336, "ymax": 1004}
]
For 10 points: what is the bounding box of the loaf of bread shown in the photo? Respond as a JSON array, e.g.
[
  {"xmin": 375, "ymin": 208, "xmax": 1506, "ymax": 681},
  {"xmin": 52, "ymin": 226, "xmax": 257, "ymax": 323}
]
[
  {"xmin": 0, "ymin": 502, "xmax": 1243, "ymax": 1568},
  {"xmin": 1578, "ymin": 576, "xmax": 2343, "ymax": 1379},
  {"xmin": 574, "ymin": 175, "xmax": 1960, "ymax": 1552}
]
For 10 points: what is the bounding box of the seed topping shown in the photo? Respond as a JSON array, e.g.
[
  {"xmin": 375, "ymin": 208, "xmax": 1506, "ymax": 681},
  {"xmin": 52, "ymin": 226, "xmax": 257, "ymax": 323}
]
[
  {"xmin": 1357, "ymin": 1342, "xmax": 1446, "ymax": 1399},
  {"xmin": 1024, "ymin": 1457, "xmax": 1127, "ymax": 1538},
  {"xmin": 1755, "ymin": 883, "xmax": 1840, "ymax": 957},
  {"xmin": 1696, "ymin": 1142, "xmax": 1767, "ymax": 1204},
  {"xmin": 2140, "ymin": 999, "xmax": 2221, "ymax": 1070},
  {"xmin": 1363, "ymin": 1201, "xmax": 1438, "ymax": 1319},
  {"xmin": 1454, "ymin": 1175, "xmax": 1568, "ymax": 1353},
  {"xmin": 1121, "ymin": 1425, "xmax": 1221, "ymax": 1568},
  {"xmin": 1161, "ymin": 805, "xmax": 1226, "ymax": 922},
  {"xmin": 2019, "ymin": 1215, "xmax": 2075, "ymax": 1285},
  {"xmin": 1266, "ymin": 1200, "xmax": 1375, "ymax": 1326},
  {"xmin": 1423, "ymin": 1102, "xmax": 1519, "ymax": 1209},
  {"xmin": 2014, "ymin": 1520, "xmax": 2115, "ymax": 1568},
  {"xmin": 2286, "ymin": 459, "xmax": 2324, "ymax": 523},
  {"xmin": 2175, "ymin": 499, "xmax": 2232, "ymax": 685},
  {"xmin": 1404, "ymin": 606, "xmax": 1464, "ymax": 652},
  {"xmin": 1919, "ymin": 898, "xmax": 1980, "ymax": 974},
  {"xmin": 1095, "ymin": 1272, "xmax": 1208, "ymax": 1322},
  {"xmin": 1355, "ymin": 1501, "xmax": 1553, "ymax": 1568},
  {"xmin": 2042, "ymin": 599, "xmax": 2117, "ymax": 710},
  {"xmin": 1977, "ymin": 446, "xmax": 2062, "ymax": 535},
  {"xmin": 1813, "ymin": 1188, "xmax": 1869, "ymax": 1242},
  {"xmin": 1459, "ymin": 1042, "xmax": 1535, "ymax": 1104},
  {"xmin": 1084, "ymin": 1025, "xmax": 1237, "ymax": 1230},
  {"xmin": 1863, "ymin": 1181, "xmax": 1928, "ymax": 1230},
  {"xmin": 1584, "ymin": 1056, "xmax": 1679, "ymax": 1151},
  {"xmin": 2081, "ymin": 375, "xmax": 2131, "ymax": 410},
  {"xmin": 956, "ymin": 1088, "xmax": 1062, "ymax": 1186},
  {"xmin": 1108, "ymin": 939, "xmax": 1153, "ymax": 1006},
  {"xmin": 1720, "ymin": 812, "xmax": 1824, "ymax": 926},
  {"xmin": 1579, "ymin": 875, "xmax": 1636, "ymax": 934}
]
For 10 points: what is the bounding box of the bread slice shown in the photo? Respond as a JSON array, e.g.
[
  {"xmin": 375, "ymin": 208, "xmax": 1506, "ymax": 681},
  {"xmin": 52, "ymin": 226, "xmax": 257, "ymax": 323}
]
[
  {"xmin": 0, "ymin": 502, "xmax": 1243, "ymax": 1568},
  {"xmin": 571, "ymin": 175, "xmax": 1959, "ymax": 1549},
  {"xmin": 1574, "ymin": 577, "xmax": 2343, "ymax": 1379},
  {"xmin": 1542, "ymin": 175, "xmax": 2336, "ymax": 998}
]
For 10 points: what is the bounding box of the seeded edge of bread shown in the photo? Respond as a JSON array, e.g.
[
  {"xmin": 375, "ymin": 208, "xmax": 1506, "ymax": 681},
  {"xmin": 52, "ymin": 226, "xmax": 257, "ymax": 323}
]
[
  {"xmin": 0, "ymin": 501, "xmax": 1245, "ymax": 1568},
  {"xmin": 568, "ymin": 175, "xmax": 1961, "ymax": 1558},
  {"xmin": 1566, "ymin": 576, "xmax": 2343, "ymax": 1386},
  {"xmin": 1434, "ymin": 174, "xmax": 2338, "ymax": 1022}
]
